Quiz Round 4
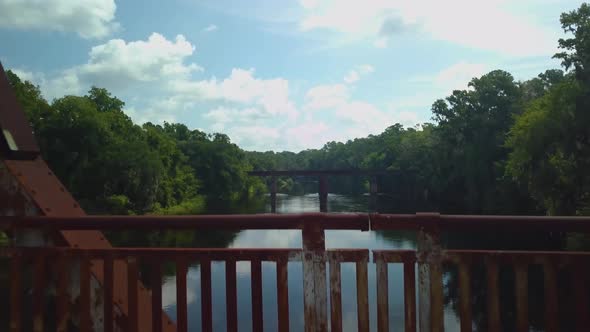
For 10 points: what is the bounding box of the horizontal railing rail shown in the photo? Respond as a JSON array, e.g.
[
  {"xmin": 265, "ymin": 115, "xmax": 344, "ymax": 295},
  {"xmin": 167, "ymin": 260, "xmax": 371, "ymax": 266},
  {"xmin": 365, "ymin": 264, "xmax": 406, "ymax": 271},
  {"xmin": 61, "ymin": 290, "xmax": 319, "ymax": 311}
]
[
  {"xmin": 4, "ymin": 212, "xmax": 590, "ymax": 332},
  {"xmin": 3, "ymin": 212, "xmax": 590, "ymax": 232}
]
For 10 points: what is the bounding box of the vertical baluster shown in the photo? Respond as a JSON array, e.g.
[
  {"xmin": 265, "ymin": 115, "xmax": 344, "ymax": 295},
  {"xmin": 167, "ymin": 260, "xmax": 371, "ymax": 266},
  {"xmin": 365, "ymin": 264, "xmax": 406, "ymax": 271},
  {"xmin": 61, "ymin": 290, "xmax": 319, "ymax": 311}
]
[
  {"xmin": 127, "ymin": 257, "xmax": 139, "ymax": 332},
  {"xmin": 515, "ymin": 263, "xmax": 528, "ymax": 332},
  {"xmin": 458, "ymin": 262, "xmax": 472, "ymax": 332},
  {"xmin": 375, "ymin": 256, "xmax": 389, "ymax": 332},
  {"xmin": 104, "ymin": 255, "xmax": 114, "ymax": 332},
  {"xmin": 151, "ymin": 261, "xmax": 163, "ymax": 332},
  {"xmin": 329, "ymin": 257, "xmax": 342, "ymax": 332},
  {"xmin": 430, "ymin": 261, "xmax": 444, "ymax": 332},
  {"xmin": 356, "ymin": 260, "xmax": 369, "ymax": 332},
  {"xmin": 200, "ymin": 259, "xmax": 212, "ymax": 332},
  {"xmin": 80, "ymin": 256, "xmax": 91, "ymax": 332},
  {"xmin": 225, "ymin": 259, "xmax": 237, "ymax": 332},
  {"xmin": 56, "ymin": 254, "xmax": 69, "ymax": 332},
  {"xmin": 573, "ymin": 263, "xmax": 589, "ymax": 332},
  {"xmin": 32, "ymin": 255, "xmax": 45, "ymax": 332},
  {"xmin": 251, "ymin": 259, "xmax": 263, "ymax": 332},
  {"xmin": 176, "ymin": 259, "xmax": 188, "ymax": 332},
  {"xmin": 276, "ymin": 259, "xmax": 290, "ymax": 332},
  {"xmin": 10, "ymin": 254, "xmax": 22, "ymax": 332},
  {"xmin": 404, "ymin": 259, "xmax": 416, "ymax": 332},
  {"xmin": 487, "ymin": 258, "xmax": 501, "ymax": 332},
  {"xmin": 543, "ymin": 262, "xmax": 558, "ymax": 332}
]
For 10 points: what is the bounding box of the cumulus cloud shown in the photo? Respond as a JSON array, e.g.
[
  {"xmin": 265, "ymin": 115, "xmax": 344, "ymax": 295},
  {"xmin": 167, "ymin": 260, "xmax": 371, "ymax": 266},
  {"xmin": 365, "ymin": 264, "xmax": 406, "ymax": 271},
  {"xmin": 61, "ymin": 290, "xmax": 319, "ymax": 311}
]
[
  {"xmin": 32, "ymin": 33, "xmax": 201, "ymax": 99},
  {"xmin": 0, "ymin": 0, "xmax": 118, "ymax": 38},
  {"xmin": 171, "ymin": 68, "xmax": 298, "ymax": 121},
  {"xmin": 412, "ymin": 62, "xmax": 489, "ymax": 93},
  {"xmin": 302, "ymin": 80, "xmax": 420, "ymax": 141},
  {"xmin": 12, "ymin": 31, "xmax": 416, "ymax": 151},
  {"xmin": 298, "ymin": 0, "xmax": 558, "ymax": 56}
]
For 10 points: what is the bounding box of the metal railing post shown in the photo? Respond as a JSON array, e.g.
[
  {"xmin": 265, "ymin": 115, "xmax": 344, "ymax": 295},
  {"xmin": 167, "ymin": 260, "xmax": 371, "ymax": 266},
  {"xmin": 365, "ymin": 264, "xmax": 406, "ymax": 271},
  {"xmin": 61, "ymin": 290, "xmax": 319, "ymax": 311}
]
[
  {"xmin": 302, "ymin": 221, "xmax": 328, "ymax": 331},
  {"xmin": 417, "ymin": 213, "xmax": 443, "ymax": 332}
]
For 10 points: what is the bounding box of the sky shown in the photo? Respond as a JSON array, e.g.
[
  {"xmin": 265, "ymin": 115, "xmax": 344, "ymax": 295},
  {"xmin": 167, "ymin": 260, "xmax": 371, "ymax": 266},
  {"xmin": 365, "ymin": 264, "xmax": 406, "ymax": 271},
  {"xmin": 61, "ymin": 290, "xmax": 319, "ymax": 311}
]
[{"xmin": 0, "ymin": 0, "xmax": 584, "ymax": 152}]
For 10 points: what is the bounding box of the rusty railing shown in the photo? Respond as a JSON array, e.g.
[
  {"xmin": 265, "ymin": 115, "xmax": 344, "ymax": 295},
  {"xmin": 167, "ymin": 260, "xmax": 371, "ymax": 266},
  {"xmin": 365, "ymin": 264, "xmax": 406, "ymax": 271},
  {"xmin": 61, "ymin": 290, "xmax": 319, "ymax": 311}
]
[{"xmin": 1, "ymin": 212, "xmax": 590, "ymax": 332}]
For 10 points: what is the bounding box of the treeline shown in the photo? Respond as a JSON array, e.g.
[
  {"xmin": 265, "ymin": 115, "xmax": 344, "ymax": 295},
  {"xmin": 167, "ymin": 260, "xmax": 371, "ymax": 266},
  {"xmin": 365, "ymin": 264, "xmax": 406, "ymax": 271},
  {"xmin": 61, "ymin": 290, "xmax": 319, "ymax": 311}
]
[
  {"xmin": 9, "ymin": 4, "xmax": 590, "ymax": 217},
  {"xmin": 248, "ymin": 4, "xmax": 590, "ymax": 216},
  {"xmin": 8, "ymin": 75, "xmax": 265, "ymax": 215}
]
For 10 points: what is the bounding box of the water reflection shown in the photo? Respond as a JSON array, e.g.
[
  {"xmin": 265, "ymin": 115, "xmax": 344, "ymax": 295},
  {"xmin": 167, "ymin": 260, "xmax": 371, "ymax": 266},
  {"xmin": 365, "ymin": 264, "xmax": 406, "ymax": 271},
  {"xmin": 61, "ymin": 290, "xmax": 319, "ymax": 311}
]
[{"xmin": 161, "ymin": 194, "xmax": 461, "ymax": 331}]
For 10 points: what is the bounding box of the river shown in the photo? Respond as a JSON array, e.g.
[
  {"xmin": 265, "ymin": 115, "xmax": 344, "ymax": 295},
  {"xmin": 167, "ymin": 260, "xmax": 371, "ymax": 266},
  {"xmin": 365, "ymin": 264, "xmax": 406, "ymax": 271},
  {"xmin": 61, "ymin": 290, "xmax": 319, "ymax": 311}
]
[{"xmin": 160, "ymin": 194, "xmax": 463, "ymax": 331}]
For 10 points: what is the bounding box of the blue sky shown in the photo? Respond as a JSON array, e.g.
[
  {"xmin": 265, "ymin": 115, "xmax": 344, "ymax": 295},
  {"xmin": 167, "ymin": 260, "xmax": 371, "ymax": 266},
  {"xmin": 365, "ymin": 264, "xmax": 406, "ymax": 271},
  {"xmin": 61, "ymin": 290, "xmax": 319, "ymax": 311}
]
[{"xmin": 0, "ymin": 0, "xmax": 584, "ymax": 151}]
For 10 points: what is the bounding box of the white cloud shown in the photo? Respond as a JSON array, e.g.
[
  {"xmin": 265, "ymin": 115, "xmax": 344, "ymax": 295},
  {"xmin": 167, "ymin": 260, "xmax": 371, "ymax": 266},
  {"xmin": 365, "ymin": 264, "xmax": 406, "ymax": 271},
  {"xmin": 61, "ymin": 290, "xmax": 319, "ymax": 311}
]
[
  {"xmin": 203, "ymin": 24, "xmax": 218, "ymax": 32},
  {"xmin": 302, "ymin": 81, "xmax": 420, "ymax": 142},
  {"xmin": 412, "ymin": 62, "xmax": 488, "ymax": 93},
  {"xmin": 79, "ymin": 33, "xmax": 200, "ymax": 87},
  {"xmin": 298, "ymin": 0, "xmax": 558, "ymax": 56},
  {"xmin": 304, "ymin": 84, "xmax": 348, "ymax": 110},
  {"xmin": 0, "ymin": 0, "xmax": 118, "ymax": 38},
  {"xmin": 344, "ymin": 64, "xmax": 374, "ymax": 84},
  {"xmin": 32, "ymin": 33, "xmax": 201, "ymax": 99},
  {"xmin": 172, "ymin": 68, "xmax": 298, "ymax": 121}
]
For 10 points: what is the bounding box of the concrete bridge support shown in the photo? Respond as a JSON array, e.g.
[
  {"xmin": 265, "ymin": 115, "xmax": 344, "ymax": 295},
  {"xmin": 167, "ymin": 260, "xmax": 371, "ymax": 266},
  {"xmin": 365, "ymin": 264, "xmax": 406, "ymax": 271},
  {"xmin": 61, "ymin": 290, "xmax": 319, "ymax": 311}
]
[{"xmin": 319, "ymin": 175, "xmax": 328, "ymax": 213}]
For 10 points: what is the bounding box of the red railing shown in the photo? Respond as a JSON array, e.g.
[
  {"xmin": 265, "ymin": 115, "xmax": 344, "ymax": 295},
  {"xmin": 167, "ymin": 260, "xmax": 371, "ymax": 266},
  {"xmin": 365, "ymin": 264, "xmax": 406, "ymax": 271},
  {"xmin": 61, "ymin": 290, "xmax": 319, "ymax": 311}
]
[{"xmin": 2, "ymin": 212, "xmax": 590, "ymax": 332}]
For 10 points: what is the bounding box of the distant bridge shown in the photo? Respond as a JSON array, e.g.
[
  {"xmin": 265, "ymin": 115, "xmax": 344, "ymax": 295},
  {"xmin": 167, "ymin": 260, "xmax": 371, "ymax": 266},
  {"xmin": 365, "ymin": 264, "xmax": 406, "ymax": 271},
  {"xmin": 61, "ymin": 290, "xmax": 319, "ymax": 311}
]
[{"xmin": 248, "ymin": 169, "xmax": 390, "ymax": 212}]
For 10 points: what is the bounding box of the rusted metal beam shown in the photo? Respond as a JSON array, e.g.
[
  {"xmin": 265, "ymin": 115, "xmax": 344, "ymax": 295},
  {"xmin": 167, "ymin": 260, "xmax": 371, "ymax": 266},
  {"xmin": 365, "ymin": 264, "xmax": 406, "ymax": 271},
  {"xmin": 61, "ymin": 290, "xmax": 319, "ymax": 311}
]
[
  {"xmin": 225, "ymin": 259, "xmax": 238, "ymax": 332},
  {"xmin": 9, "ymin": 254, "xmax": 22, "ymax": 332},
  {"xmin": 176, "ymin": 259, "xmax": 189, "ymax": 332},
  {"xmin": 56, "ymin": 255, "xmax": 70, "ymax": 332},
  {"xmin": 302, "ymin": 222, "xmax": 327, "ymax": 332},
  {"xmin": 416, "ymin": 213, "xmax": 441, "ymax": 332},
  {"xmin": 356, "ymin": 260, "xmax": 369, "ymax": 332},
  {"xmin": 486, "ymin": 258, "xmax": 501, "ymax": 332},
  {"xmin": 1, "ymin": 157, "xmax": 177, "ymax": 332},
  {"xmin": 127, "ymin": 258, "xmax": 139, "ymax": 332},
  {"xmin": 515, "ymin": 263, "xmax": 529, "ymax": 332},
  {"xmin": 0, "ymin": 62, "xmax": 40, "ymax": 159},
  {"xmin": 572, "ymin": 264, "xmax": 589, "ymax": 332},
  {"xmin": 200, "ymin": 259, "xmax": 213, "ymax": 332},
  {"xmin": 458, "ymin": 261, "xmax": 472, "ymax": 332},
  {"xmin": 151, "ymin": 261, "xmax": 163, "ymax": 332},
  {"xmin": 403, "ymin": 258, "xmax": 417, "ymax": 332},
  {"xmin": 543, "ymin": 261, "xmax": 559, "ymax": 332},
  {"xmin": 32, "ymin": 255, "xmax": 45, "ymax": 332},
  {"xmin": 248, "ymin": 169, "xmax": 390, "ymax": 176},
  {"xmin": 372, "ymin": 213, "xmax": 590, "ymax": 233},
  {"xmin": 329, "ymin": 257, "xmax": 342, "ymax": 332},
  {"xmin": 251, "ymin": 259, "xmax": 264, "ymax": 332},
  {"xmin": 80, "ymin": 256, "xmax": 92, "ymax": 332},
  {"xmin": 0, "ymin": 213, "xmax": 370, "ymax": 230},
  {"xmin": 276, "ymin": 259, "xmax": 290, "ymax": 332},
  {"xmin": 375, "ymin": 257, "xmax": 389, "ymax": 332},
  {"xmin": 104, "ymin": 255, "xmax": 114, "ymax": 332}
]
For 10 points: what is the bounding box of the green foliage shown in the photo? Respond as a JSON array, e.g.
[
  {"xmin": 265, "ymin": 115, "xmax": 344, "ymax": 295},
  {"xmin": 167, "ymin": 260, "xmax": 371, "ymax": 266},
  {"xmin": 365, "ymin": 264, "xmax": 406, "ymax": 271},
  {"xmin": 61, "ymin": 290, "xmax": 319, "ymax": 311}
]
[
  {"xmin": 6, "ymin": 73, "xmax": 261, "ymax": 216},
  {"xmin": 7, "ymin": 3, "xmax": 590, "ymax": 221}
]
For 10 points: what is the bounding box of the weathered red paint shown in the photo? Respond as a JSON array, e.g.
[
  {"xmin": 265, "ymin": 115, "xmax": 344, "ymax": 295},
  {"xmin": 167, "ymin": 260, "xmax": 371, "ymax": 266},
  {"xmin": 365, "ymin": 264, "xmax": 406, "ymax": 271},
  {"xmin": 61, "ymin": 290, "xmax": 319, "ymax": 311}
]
[
  {"xmin": 0, "ymin": 62, "xmax": 40, "ymax": 159},
  {"xmin": 0, "ymin": 212, "xmax": 370, "ymax": 230}
]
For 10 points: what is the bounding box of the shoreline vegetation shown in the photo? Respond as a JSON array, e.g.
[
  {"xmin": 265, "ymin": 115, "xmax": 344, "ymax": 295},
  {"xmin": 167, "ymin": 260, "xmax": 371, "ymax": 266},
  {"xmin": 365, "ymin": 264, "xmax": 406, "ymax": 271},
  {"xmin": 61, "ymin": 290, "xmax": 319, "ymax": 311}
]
[{"xmin": 6, "ymin": 4, "xmax": 590, "ymax": 220}]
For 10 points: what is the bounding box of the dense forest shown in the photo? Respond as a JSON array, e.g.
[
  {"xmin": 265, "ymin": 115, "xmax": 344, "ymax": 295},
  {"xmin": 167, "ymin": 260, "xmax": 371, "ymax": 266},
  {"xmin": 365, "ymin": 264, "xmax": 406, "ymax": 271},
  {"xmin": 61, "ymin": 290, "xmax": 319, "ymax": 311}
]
[{"xmin": 8, "ymin": 3, "xmax": 590, "ymax": 218}]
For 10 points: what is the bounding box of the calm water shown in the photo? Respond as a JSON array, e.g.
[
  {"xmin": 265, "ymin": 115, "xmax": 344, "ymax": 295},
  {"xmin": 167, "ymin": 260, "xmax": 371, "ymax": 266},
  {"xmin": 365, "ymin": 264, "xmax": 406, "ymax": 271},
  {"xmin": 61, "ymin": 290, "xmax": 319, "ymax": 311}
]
[{"xmin": 160, "ymin": 194, "xmax": 462, "ymax": 331}]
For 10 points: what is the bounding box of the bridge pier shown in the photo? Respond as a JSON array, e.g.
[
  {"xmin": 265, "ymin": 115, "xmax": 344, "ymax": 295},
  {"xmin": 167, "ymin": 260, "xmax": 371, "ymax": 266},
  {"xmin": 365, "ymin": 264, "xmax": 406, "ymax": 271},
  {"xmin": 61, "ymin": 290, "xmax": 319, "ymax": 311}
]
[
  {"xmin": 270, "ymin": 176, "xmax": 277, "ymax": 213},
  {"xmin": 319, "ymin": 176, "xmax": 328, "ymax": 213},
  {"xmin": 369, "ymin": 175, "xmax": 378, "ymax": 212}
]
